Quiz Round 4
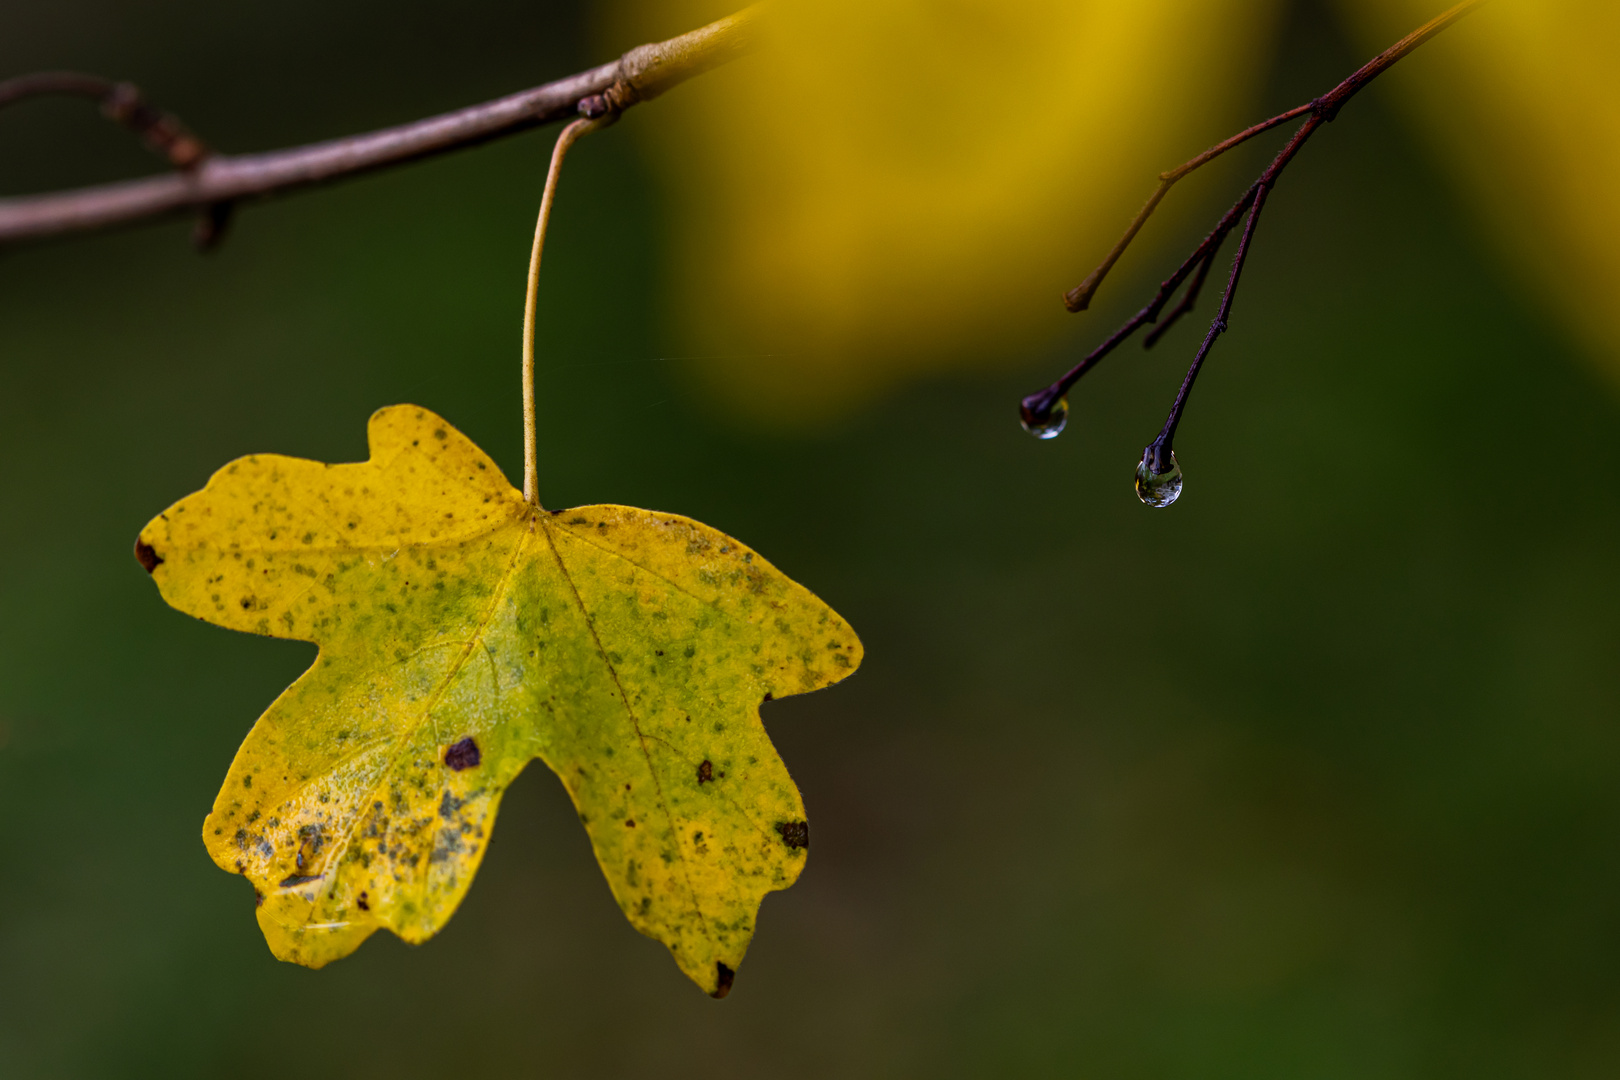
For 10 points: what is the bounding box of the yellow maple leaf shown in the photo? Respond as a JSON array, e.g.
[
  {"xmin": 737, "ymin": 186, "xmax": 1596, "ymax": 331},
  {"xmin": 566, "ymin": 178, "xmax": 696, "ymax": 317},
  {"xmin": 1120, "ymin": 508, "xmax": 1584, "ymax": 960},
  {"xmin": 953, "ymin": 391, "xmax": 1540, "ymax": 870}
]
[{"xmin": 134, "ymin": 404, "xmax": 861, "ymax": 996}]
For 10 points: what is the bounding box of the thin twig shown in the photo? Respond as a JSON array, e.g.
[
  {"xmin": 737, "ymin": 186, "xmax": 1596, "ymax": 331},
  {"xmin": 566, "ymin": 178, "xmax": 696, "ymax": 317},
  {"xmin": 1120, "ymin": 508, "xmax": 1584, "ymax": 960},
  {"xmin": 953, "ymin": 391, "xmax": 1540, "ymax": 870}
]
[
  {"xmin": 0, "ymin": 5, "xmax": 763, "ymax": 247},
  {"xmin": 1063, "ymin": 0, "xmax": 1482, "ymax": 314},
  {"xmin": 1142, "ymin": 245, "xmax": 1218, "ymax": 349},
  {"xmin": 0, "ymin": 71, "xmax": 208, "ymax": 168},
  {"xmin": 1022, "ymin": 183, "xmax": 1260, "ymax": 423},
  {"xmin": 1159, "ymin": 170, "xmax": 1283, "ymax": 448},
  {"xmin": 522, "ymin": 117, "xmax": 604, "ymax": 507},
  {"xmin": 1021, "ymin": 0, "xmax": 1485, "ymax": 437},
  {"xmin": 1063, "ymin": 102, "xmax": 1312, "ymax": 313}
]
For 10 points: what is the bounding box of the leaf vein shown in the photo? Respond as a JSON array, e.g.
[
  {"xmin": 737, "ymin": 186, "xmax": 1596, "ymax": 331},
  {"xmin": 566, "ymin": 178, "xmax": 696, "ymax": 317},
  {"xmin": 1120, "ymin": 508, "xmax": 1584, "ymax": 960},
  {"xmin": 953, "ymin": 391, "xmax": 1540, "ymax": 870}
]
[{"xmin": 537, "ymin": 516, "xmax": 711, "ymax": 944}]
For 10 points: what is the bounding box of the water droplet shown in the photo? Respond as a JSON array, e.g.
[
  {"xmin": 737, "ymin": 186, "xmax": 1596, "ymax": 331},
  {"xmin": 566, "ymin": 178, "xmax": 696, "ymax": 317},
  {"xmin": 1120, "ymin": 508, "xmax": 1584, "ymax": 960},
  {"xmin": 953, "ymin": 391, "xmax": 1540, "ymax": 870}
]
[
  {"xmin": 1135, "ymin": 446, "xmax": 1183, "ymax": 507},
  {"xmin": 1021, "ymin": 396, "xmax": 1069, "ymax": 440}
]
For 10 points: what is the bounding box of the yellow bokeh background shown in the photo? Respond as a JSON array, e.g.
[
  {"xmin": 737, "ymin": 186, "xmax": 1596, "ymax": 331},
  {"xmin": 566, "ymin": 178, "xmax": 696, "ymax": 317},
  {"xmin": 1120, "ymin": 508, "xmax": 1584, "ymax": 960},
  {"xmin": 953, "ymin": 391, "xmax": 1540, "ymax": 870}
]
[
  {"xmin": 1338, "ymin": 0, "xmax": 1620, "ymax": 381},
  {"xmin": 601, "ymin": 0, "xmax": 1282, "ymax": 424},
  {"xmin": 601, "ymin": 0, "xmax": 1620, "ymax": 424}
]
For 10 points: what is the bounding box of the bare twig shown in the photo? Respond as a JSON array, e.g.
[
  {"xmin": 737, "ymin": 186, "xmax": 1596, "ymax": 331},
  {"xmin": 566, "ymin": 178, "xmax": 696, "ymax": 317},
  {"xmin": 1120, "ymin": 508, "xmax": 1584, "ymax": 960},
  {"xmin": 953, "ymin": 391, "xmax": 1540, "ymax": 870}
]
[
  {"xmin": 1141, "ymin": 246, "xmax": 1218, "ymax": 350},
  {"xmin": 1063, "ymin": 102, "xmax": 1313, "ymax": 314},
  {"xmin": 0, "ymin": 71, "xmax": 208, "ymax": 169},
  {"xmin": 1021, "ymin": 0, "xmax": 1486, "ymax": 465},
  {"xmin": 0, "ymin": 5, "xmax": 763, "ymax": 247}
]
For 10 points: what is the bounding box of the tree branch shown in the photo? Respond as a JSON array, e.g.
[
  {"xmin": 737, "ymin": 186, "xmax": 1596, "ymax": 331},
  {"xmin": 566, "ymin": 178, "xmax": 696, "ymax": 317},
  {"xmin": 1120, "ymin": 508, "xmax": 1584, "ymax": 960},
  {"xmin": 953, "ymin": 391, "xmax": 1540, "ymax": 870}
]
[
  {"xmin": 1141, "ymin": 245, "xmax": 1218, "ymax": 350},
  {"xmin": 0, "ymin": 5, "xmax": 763, "ymax": 247},
  {"xmin": 1021, "ymin": 0, "xmax": 1486, "ymax": 464},
  {"xmin": 1062, "ymin": 0, "xmax": 1482, "ymax": 314},
  {"xmin": 1062, "ymin": 102, "xmax": 1313, "ymax": 314},
  {"xmin": 0, "ymin": 72, "xmax": 208, "ymax": 169}
]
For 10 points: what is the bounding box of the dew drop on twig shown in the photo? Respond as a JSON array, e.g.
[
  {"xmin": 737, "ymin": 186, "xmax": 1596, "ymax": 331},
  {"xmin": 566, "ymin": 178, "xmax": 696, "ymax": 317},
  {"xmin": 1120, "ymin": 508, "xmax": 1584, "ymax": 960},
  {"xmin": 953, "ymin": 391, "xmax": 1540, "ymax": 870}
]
[
  {"xmin": 1135, "ymin": 447, "xmax": 1183, "ymax": 508},
  {"xmin": 1021, "ymin": 396, "xmax": 1069, "ymax": 440}
]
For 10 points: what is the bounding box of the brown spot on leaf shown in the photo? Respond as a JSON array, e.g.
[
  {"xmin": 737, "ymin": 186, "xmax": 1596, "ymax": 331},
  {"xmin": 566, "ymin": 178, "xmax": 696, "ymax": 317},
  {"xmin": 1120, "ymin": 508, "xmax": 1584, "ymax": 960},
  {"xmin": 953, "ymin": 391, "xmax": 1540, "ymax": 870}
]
[
  {"xmin": 357, "ymin": 891, "xmax": 370, "ymax": 911},
  {"xmin": 697, "ymin": 760, "xmax": 714, "ymax": 784},
  {"xmin": 133, "ymin": 538, "xmax": 163, "ymax": 573},
  {"xmin": 625, "ymin": 819, "xmax": 636, "ymax": 828},
  {"xmin": 712, "ymin": 962, "xmax": 735, "ymax": 999},
  {"xmin": 775, "ymin": 820, "xmax": 809, "ymax": 850},
  {"xmin": 444, "ymin": 737, "xmax": 481, "ymax": 771},
  {"xmin": 295, "ymin": 824, "xmax": 323, "ymax": 871}
]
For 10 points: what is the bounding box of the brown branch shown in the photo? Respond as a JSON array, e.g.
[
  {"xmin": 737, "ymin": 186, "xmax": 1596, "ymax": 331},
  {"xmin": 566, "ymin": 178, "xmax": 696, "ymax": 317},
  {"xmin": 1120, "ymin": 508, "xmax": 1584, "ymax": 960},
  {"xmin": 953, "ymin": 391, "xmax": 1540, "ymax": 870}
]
[
  {"xmin": 1063, "ymin": 102, "xmax": 1312, "ymax": 313},
  {"xmin": 1063, "ymin": 0, "xmax": 1483, "ymax": 314},
  {"xmin": 1142, "ymin": 244, "xmax": 1218, "ymax": 349},
  {"xmin": 1021, "ymin": 0, "xmax": 1485, "ymax": 442},
  {"xmin": 0, "ymin": 71, "xmax": 208, "ymax": 169},
  {"xmin": 1153, "ymin": 120, "xmax": 1314, "ymax": 445},
  {"xmin": 0, "ymin": 5, "xmax": 763, "ymax": 247}
]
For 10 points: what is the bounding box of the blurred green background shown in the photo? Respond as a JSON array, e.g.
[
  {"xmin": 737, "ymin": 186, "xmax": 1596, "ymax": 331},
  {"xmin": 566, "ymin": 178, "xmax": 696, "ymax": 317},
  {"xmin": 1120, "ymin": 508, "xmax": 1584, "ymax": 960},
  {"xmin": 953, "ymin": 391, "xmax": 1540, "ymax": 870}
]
[{"xmin": 3, "ymin": 0, "xmax": 1619, "ymax": 1076}]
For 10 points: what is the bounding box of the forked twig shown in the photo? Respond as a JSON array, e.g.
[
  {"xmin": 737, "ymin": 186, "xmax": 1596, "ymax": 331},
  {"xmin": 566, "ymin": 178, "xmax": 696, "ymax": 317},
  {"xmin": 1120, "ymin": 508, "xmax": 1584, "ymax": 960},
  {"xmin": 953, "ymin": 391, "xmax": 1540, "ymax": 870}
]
[
  {"xmin": 1142, "ymin": 246, "xmax": 1218, "ymax": 349},
  {"xmin": 1021, "ymin": 0, "xmax": 1486, "ymax": 503},
  {"xmin": 1062, "ymin": 102, "xmax": 1312, "ymax": 315}
]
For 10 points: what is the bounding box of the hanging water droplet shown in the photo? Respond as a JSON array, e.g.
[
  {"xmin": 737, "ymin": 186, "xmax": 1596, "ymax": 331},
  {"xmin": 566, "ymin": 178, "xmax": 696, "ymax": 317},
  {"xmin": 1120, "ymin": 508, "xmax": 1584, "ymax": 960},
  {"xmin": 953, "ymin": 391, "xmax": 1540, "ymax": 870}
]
[
  {"xmin": 1020, "ymin": 395, "xmax": 1069, "ymax": 440},
  {"xmin": 1135, "ymin": 445, "xmax": 1183, "ymax": 507}
]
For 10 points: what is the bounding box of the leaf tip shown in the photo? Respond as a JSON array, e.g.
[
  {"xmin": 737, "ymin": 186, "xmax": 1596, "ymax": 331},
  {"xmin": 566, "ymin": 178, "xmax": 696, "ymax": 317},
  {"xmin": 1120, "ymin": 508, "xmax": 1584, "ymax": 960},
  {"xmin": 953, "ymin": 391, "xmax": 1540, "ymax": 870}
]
[
  {"xmin": 133, "ymin": 537, "xmax": 164, "ymax": 574},
  {"xmin": 711, "ymin": 962, "xmax": 735, "ymax": 999},
  {"xmin": 774, "ymin": 820, "xmax": 809, "ymax": 851}
]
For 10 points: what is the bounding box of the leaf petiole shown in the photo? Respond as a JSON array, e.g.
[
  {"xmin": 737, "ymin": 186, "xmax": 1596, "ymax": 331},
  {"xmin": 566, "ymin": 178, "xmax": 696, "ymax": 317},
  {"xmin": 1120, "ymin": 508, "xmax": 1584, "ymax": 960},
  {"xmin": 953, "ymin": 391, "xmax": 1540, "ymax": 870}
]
[{"xmin": 522, "ymin": 115, "xmax": 608, "ymax": 508}]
